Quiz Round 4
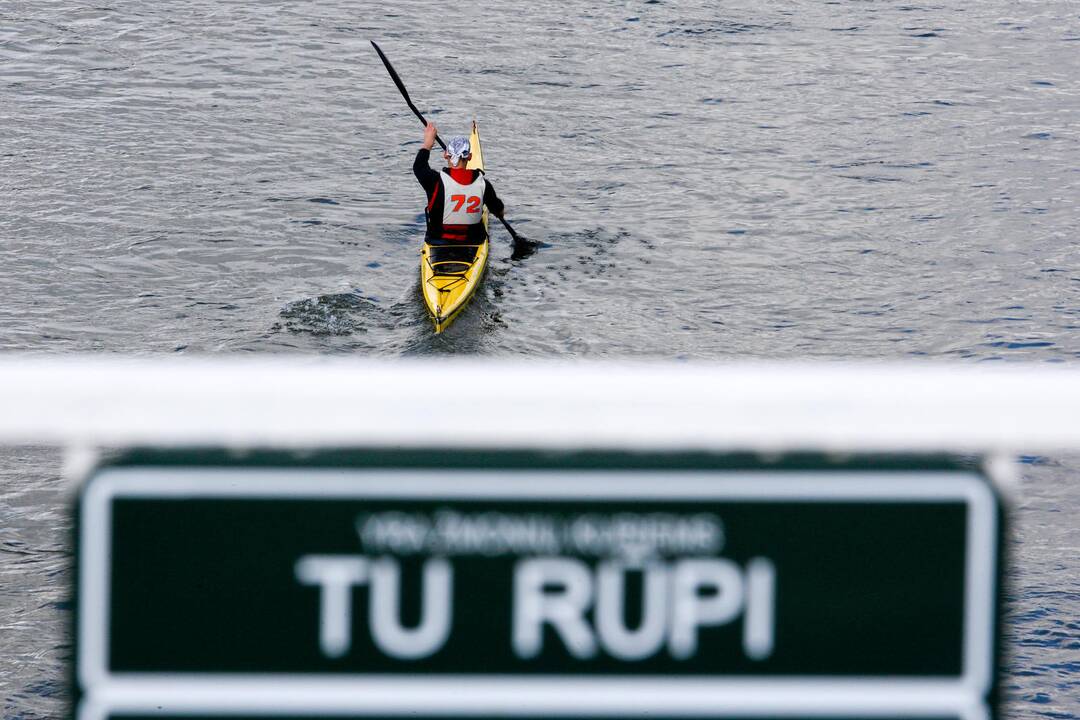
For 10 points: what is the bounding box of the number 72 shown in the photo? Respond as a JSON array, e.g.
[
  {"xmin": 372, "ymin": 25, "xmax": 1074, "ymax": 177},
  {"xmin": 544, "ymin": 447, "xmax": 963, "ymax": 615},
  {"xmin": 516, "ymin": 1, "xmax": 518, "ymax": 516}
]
[{"xmin": 450, "ymin": 195, "xmax": 482, "ymax": 213}]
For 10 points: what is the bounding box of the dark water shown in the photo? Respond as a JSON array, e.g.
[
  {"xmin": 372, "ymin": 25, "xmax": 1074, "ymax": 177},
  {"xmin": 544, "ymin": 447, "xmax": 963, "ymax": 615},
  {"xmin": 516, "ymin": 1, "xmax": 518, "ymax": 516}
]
[{"xmin": 1, "ymin": 0, "xmax": 1079, "ymax": 717}]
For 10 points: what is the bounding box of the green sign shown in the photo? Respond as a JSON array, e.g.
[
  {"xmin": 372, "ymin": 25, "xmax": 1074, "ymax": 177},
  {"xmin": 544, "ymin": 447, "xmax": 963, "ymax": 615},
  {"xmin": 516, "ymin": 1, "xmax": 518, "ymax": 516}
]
[{"xmin": 75, "ymin": 451, "xmax": 1002, "ymax": 720}]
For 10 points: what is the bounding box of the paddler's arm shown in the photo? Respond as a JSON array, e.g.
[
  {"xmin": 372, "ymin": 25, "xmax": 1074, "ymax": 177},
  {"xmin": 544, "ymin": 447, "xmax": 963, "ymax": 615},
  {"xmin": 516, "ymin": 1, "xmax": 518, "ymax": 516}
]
[
  {"xmin": 413, "ymin": 122, "xmax": 440, "ymax": 195},
  {"xmin": 483, "ymin": 180, "xmax": 505, "ymax": 220}
]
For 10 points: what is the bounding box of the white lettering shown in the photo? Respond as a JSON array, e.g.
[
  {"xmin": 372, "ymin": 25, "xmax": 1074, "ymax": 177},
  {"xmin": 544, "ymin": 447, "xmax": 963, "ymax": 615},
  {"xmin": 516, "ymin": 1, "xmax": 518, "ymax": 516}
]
[
  {"xmin": 294, "ymin": 555, "xmax": 369, "ymax": 658},
  {"xmin": 369, "ymin": 557, "xmax": 454, "ymax": 659},
  {"xmin": 595, "ymin": 561, "xmax": 668, "ymax": 660},
  {"xmin": 669, "ymin": 558, "xmax": 744, "ymax": 660},
  {"xmin": 513, "ymin": 558, "xmax": 597, "ymax": 659},
  {"xmin": 298, "ymin": 550, "xmax": 776, "ymax": 665},
  {"xmin": 743, "ymin": 557, "xmax": 776, "ymax": 660},
  {"xmin": 358, "ymin": 513, "xmax": 430, "ymax": 554}
]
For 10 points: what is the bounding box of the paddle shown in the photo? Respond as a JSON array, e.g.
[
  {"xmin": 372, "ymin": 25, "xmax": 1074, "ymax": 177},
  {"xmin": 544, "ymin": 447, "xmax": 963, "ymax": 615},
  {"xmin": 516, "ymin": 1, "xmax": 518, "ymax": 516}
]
[
  {"xmin": 370, "ymin": 40, "xmax": 446, "ymax": 152},
  {"xmin": 371, "ymin": 40, "xmax": 539, "ymax": 258}
]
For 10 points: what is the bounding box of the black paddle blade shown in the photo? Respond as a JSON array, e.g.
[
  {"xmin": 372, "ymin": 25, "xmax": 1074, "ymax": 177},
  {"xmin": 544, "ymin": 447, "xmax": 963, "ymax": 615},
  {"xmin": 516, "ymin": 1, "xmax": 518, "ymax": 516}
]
[
  {"xmin": 511, "ymin": 236, "xmax": 541, "ymax": 261},
  {"xmin": 371, "ymin": 40, "xmax": 446, "ymax": 151},
  {"xmin": 499, "ymin": 216, "xmax": 540, "ymax": 260},
  {"xmin": 370, "ymin": 41, "xmax": 411, "ymax": 104}
]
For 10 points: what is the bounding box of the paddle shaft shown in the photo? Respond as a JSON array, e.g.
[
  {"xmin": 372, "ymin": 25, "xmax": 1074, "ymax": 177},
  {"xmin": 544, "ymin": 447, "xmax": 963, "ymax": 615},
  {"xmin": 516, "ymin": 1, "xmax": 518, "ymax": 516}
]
[
  {"xmin": 371, "ymin": 40, "xmax": 531, "ymax": 248},
  {"xmin": 497, "ymin": 214, "xmax": 525, "ymax": 243}
]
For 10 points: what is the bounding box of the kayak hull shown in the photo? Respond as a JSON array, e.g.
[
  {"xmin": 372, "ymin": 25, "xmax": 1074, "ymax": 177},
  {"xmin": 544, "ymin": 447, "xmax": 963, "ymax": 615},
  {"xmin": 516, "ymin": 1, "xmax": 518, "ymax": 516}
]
[
  {"xmin": 420, "ymin": 241, "xmax": 489, "ymax": 333},
  {"xmin": 420, "ymin": 121, "xmax": 489, "ymax": 334}
]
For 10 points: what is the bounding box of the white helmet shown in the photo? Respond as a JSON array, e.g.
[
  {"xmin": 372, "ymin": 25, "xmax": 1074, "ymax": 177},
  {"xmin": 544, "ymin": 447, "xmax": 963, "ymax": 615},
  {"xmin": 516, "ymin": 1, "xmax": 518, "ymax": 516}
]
[{"xmin": 446, "ymin": 136, "xmax": 471, "ymax": 165}]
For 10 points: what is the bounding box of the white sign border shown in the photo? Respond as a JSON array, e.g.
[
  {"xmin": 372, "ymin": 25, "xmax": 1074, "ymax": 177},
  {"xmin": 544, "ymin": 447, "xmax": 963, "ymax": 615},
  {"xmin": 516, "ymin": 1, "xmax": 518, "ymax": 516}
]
[{"xmin": 78, "ymin": 467, "xmax": 999, "ymax": 720}]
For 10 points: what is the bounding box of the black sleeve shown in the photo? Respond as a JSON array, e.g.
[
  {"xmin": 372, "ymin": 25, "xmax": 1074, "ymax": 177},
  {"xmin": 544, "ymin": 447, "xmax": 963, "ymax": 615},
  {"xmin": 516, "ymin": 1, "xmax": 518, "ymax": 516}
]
[
  {"xmin": 413, "ymin": 149, "xmax": 440, "ymax": 196},
  {"xmin": 483, "ymin": 179, "xmax": 505, "ymax": 217}
]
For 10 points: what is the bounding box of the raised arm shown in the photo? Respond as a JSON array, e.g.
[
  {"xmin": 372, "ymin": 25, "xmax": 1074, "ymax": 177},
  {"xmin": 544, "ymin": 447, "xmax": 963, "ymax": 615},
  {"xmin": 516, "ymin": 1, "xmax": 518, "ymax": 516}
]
[{"xmin": 413, "ymin": 122, "xmax": 440, "ymax": 194}]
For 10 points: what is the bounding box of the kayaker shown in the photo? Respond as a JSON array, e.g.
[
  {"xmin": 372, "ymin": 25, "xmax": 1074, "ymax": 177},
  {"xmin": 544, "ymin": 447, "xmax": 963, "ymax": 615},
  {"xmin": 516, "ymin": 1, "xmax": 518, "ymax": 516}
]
[{"xmin": 414, "ymin": 122, "xmax": 505, "ymax": 244}]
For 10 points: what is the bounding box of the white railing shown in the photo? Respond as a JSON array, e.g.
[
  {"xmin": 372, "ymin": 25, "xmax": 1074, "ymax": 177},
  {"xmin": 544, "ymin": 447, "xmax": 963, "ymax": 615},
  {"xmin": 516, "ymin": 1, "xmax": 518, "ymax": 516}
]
[{"xmin": 0, "ymin": 355, "xmax": 1075, "ymax": 456}]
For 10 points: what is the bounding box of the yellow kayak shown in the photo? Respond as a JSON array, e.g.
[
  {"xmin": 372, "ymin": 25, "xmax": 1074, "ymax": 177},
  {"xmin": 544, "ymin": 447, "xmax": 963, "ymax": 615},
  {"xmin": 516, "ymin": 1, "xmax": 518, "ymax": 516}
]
[{"xmin": 420, "ymin": 120, "xmax": 489, "ymax": 334}]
